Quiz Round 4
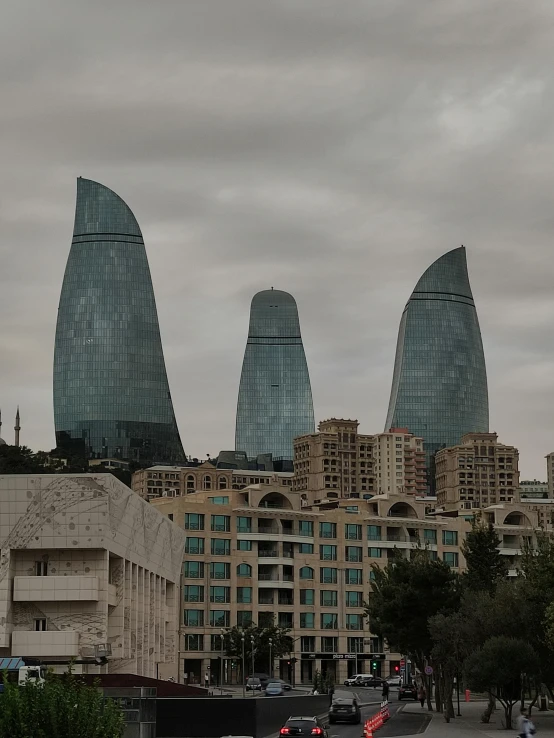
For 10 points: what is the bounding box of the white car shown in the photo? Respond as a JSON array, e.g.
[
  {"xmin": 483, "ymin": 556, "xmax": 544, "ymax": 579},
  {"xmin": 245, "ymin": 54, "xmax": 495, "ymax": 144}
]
[{"xmin": 385, "ymin": 675, "xmax": 402, "ymax": 687}]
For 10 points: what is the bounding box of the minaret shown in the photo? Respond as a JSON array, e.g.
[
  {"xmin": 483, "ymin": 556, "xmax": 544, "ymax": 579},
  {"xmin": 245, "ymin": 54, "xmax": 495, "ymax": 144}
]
[{"xmin": 14, "ymin": 407, "xmax": 20, "ymax": 447}]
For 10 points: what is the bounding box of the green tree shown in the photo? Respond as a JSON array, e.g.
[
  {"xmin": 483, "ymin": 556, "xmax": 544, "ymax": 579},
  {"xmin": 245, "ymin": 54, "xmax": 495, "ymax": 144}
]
[
  {"xmin": 429, "ymin": 611, "xmax": 472, "ymax": 721},
  {"xmin": 0, "ymin": 671, "xmax": 124, "ymax": 738},
  {"xmin": 365, "ymin": 550, "xmax": 460, "ymax": 709},
  {"xmin": 0, "ymin": 445, "xmax": 46, "ymax": 474},
  {"xmin": 224, "ymin": 620, "xmax": 293, "ymax": 676},
  {"xmin": 462, "ymin": 521, "xmax": 507, "ymax": 593},
  {"xmin": 464, "ymin": 636, "xmax": 540, "ymax": 729}
]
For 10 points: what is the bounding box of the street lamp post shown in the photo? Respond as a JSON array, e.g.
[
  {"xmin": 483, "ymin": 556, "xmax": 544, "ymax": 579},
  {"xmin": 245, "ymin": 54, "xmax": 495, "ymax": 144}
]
[
  {"xmin": 250, "ymin": 636, "xmax": 255, "ymax": 696},
  {"xmin": 241, "ymin": 635, "xmax": 246, "ymax": 699},
  {"xmin": 220, "ymin": 629, "xmax": 225, "ymax": 695},
  {"xmin": 269, "ymin": 638, "xmax": 273, "ymax": 679}
]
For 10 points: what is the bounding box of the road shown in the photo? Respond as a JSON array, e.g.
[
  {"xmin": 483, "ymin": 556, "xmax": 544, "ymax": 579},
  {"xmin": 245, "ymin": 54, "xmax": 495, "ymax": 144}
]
[{"xmin": 329, "ymin": 690, "xmax": 430, "ymax": 738}]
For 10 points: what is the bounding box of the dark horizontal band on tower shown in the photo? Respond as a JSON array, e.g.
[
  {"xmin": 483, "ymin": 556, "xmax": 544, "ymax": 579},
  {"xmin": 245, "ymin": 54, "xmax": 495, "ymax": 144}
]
[
  {"xmin": 412, "ymin": 290, "xmax": 474, "ymax": 301},
  {"xmin": 248, "ymin": 335, "xmax": 302, "ymax": 339},
  {"xmin": 73, "ymin": 232, "xmax": 143, "ymax": 239},
  {"xmin": 247, "ymin": 341, "xmax": 303, "ymax": 346},
  {"xmin": 409, "ymin": 296, "xmax": 475, "ymax": 306},
  {"xmin": 72, "ymin": 239, "xmax": 144, "ymax": 245}
]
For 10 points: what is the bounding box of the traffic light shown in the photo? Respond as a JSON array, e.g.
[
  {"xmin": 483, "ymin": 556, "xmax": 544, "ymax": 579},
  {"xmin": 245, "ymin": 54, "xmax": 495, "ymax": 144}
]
[
  {"xmin": 394, "ymin": 666, "xmax": 400, "ymax": 673},
  {"xmin": 372, "ymin": 661, "xmax": 377, "ymax": 670}
]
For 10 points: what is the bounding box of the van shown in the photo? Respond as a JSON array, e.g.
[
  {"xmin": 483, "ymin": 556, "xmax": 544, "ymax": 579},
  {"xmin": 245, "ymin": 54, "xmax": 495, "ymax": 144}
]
[{"xmin": 343, "ymin": 674, "xmax": 372, "ymax": 686}]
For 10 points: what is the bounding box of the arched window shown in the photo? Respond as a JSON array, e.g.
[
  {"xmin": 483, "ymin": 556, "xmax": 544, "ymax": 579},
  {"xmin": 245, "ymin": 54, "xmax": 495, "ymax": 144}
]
[
  {"xmin": 237, "ymin": 564, "xmax": 252, "ymax": 577},
  {"xmin": 186, "ymin": 475, "xmax": 195, "ymax": 491},
  {"xmin": 299, "ymin": 566, "xmax": 314, "ymax": 580},
  {"xmin": 203, "ymin": 475, "xmax": 212, "ymax": 490},
  {"xmin": 218, "ymin": 477, "xmax": 228, "ymax": 490}
]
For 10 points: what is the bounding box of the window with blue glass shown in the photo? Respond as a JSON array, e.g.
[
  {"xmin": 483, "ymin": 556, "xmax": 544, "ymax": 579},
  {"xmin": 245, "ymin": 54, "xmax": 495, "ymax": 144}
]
[
  {"xmin": 237, "ymin": 516, "xmax": 252, "ymax": 533},
  {"xmin": 210, "ymin": 586, "xmax": 230, "ymax": 603},
  {"xmin": 184, "ymin": 585, "xmax": 204, "ymax": 603},
  {"xmin": 299, "ymin": 521, "xmax": 314, "ymax": 537},
  {"xmin": 185, "ymin": 538, "xmax": 204, "ymax": 555},
  {"xmin": 184, "ymin": 610, "xmax": 204, "ymax": 626},
  {"xmin": 443, "ymin": 552, "xmax": 459, "ymax": 567},
  {"xmin": 210, "ymin": 610, "xmax": 230, "ymax": 627},
  {"xmin": 183, "ymin": 561, "xmax": 204, "ymax": 578},
  {"xmin": 185, "ymin": 513, "xmax": 204, "ymax": 531},
  {"xmin": 300, "ymin": 589, "xmax": 315, "ymax": 605},
  {"xmin": 237, "ymin": 611, "xmax": 252, "ymax": 627},
  {"xmin": 237, "ymin": 564, "xmax": 252, "ymax": 577},
  {"xmin": 184, "ymin": 634, "xmax": 203, "ymax": 651},
  {"xmin": 320, "ymin": 545, "xmax": 337, "ymax": 561},
  {"xmin": 299, "ymin": 543, "xmax": 314, "ymax": 554},
  {"xmin": 367, "ymin": 525, "xmax": 381, "ymax": 541},
  {"xmin": 346, "ymin": 614, "xmax": 364, "ymax": 630},
  {"xmin": 237, "ymin": 540, "xmax": 252, "ymax": 551},
  {"xmin": 237, "ymin": 587, "xmax": 252, "ymax": 604},
  {"xmin": 424, "ymin": 529, "xmax": 437, "ymax": 544},
  {"xmin": 321, "ymin": 613, "xmax": 338, "ymax": 629},
  {"xmin": 345, "ymin": 591, "xmax": 363, "ymax": 607},
  {"xmin": 320, "ymin": 522, "xmax": 336, "ymax": 539},
  {"xmin": 300, "ymin": 566, "xmax": 314, "ymax": 579},
  {"xmin": 211, "ymin": 539, "xmax": 231, "ymax": 556},
  {"xmin": 443, "ymin": 530, "xmax": 458, "ymax": 545},
  {"xmin": 345, "ymin": 546, "xmax": 363, "ymax": 562},
  {"xmin": 209, "ymin": 496, "xmax": 229, "ymax": 505},
  {"xmin": 210, "ymin": 562, "xmax": 230, "ymax": 580},
  {"xmin": 345, "ymin": 569, "xmax": 362, "ymax": 585},
  {"xmin": 321, "ymin": 590, "xmax": 337, "ymax": 607},
  {"xmin": 320, "ymin": 567, "xmax": 337, "ymax": 584},
  {"xmin": 300, "ymin": 613, "xmax": 315, "ymax": 628},
  {"xmin": 345, "ymin": 524, "xmax": 362, "ymax": 540},
  {"xmin": 368, "ymin": 547, "xmax": 382, "ymax": 558},
  {"xmin": 211, "ymin": 515, "xmax": 230, "ymax": 532}
]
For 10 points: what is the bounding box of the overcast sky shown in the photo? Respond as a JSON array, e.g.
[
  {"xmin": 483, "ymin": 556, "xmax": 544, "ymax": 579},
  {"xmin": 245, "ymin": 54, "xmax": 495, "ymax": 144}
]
[{"xmin": 2, "ymin": 0, "xmax": 554, "ymax": 479}]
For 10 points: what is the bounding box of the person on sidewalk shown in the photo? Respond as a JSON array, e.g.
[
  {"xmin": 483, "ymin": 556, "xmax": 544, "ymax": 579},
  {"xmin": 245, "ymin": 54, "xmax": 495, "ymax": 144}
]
[
  {"xmin": 382, "ymin": 681, "xmax": 390, "ymax": 701},
  {"xmin": 518, "ymin": 709, "xmax": 536, "ymax": 738},
  {"xmin": 417, "ymin": 684, "xmax": 426, "ymax": 708}
]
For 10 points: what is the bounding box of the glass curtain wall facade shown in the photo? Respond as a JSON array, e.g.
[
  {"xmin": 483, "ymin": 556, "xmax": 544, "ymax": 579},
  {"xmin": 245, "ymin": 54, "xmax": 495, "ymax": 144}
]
[
  {"xmin": 235, "ymin": 289, "xmax": 315, "ymax": 460},
  {"xmin": 385, "ymin": 247, "xmax": 488, "ymax": 484},
  {"xmin": 53, "ymin": 178, "xmax": 185, "ymax": 465}
]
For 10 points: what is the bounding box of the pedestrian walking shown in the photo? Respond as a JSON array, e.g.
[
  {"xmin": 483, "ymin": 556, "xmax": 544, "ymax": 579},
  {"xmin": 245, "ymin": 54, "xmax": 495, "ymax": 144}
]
[
  {"xmin": 382, "ymin": 681, "xmax": 390, "ymax": 700},
  {"xmin": 328, "ymin": 684, "xmax": 335, "ymax": 706},
  {"xmin": 417, "ymin": 684, "xmax": 426, "ymax": 708},
  {"xmin": 518, "ymin": 709, "xmax": 536, "ymax": 738},
  {"xmin": 204, "ymin": 672, "xmax": 209, "ymax": 689}
]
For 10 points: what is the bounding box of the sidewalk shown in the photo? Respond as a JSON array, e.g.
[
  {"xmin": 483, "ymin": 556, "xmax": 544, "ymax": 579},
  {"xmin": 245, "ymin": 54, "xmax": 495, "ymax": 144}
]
[{"xmin": 399, "ymin": 700, "xmax": 554, "ymax": 738}]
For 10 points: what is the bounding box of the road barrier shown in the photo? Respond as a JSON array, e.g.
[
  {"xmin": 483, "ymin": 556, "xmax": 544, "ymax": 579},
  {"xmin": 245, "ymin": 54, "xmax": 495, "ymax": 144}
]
[{"xmin": 362, "ymin": 701, "xmax": 390, "ymax": 738}]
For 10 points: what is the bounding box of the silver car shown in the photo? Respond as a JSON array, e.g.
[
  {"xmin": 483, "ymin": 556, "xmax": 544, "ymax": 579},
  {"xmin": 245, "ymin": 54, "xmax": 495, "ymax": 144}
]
[{"xmin": 265, "ymin": 681, "xmax": 285, "ymax": 696}]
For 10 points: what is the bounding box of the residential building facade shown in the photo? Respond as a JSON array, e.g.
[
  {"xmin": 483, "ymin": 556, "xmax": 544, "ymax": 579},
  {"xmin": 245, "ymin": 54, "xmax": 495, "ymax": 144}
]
[
  {"xmin": 132, "ymin": 462, "xmax": 293, "ymax": 501},
  {"xmin": 53, "ymin": 178, "xmax": 185, "ymax": 466},
  {"xmin": 384, "ymin": 246, "xmax": 489, "ymax": 488},
  {"xmin": 519, "ymin": 479, "xmax": 548, "ymax": 498},
  {"xmin": 435, "ymin": 433, "xmax": 519, "ymax": 512},
  {"xmin": 293, "ymin": 420, "xmax": 426, "ymax": 503},
  {"xmin": 235, "ymin": 289, "xmax": 315, "ymax": 461},
  {"xmin": 0, "ymin": 474, "xmax": 185, "ymax": 678},
  {"xmin": 151, "ymin": 485, "xmax": 468, "ymax": 686},
  {"xmin": 546, "ymin": 453, "xmax": 554, "ymax": 499}
]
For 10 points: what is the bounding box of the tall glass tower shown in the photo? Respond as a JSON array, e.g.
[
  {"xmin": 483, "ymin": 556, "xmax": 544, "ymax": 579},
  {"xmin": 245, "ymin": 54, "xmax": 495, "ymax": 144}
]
[
  {"xmin": 235, "ymin": 289, "xmax": 315, "ymax": 460},
  {"xmin": 385, "ymin": 247, "xmax": 488, "ymax": 482},
  {"xmin": 53, "ymin": 178, "xmax": 185, "ymax": 465}
]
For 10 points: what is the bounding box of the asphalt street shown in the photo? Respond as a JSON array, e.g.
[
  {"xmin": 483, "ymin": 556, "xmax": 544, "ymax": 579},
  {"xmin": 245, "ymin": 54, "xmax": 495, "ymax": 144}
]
[{"xmin": 330, "ymin": 690, "xmax": 430, "ymax": 738}]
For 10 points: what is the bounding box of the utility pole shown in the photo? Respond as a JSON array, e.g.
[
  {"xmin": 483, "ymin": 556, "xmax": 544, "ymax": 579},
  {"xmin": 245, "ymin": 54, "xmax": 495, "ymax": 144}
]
[
  {"xmin": 251, "ymin": 636, "xmax": 255, "ymax": 695},
  {"xmin": 269, "ymin": 638, "xmax": 273, "ymax": 679},
  {"xmin": 241, "ymin": 635, "xmax": 246, "ymax": 699}
]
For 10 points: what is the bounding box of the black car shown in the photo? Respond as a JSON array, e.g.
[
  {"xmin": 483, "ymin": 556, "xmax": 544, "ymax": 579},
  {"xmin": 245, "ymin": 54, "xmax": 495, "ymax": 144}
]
[
  {"xmin": 280, "ymin": 716, "xmax": 329, "ymax": 738},
  {"xmin": 329, "ymin": 698, "xmax": 361, "ymax": 725},
  {"xmin": 399, "ymin": 683, "xmax": 418, "ymax": 700},
  {"xmin": 360, "ymin": 676, "xmax": 384, "ymax": 688}
]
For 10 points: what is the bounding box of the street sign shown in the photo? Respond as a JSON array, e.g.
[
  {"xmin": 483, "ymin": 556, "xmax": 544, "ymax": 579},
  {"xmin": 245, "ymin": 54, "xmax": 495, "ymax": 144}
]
[
  {"xmin": 424, "ymin": 666, "xmax": 433, "ymax": 676},
  {"xmin": 400, "ymin": 659, "xmax": 405, "ymax": 667}
]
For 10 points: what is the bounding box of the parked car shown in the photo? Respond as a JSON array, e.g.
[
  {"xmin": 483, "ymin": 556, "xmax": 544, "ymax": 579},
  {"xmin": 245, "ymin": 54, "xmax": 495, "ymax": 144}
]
[
  {"xmin": 280, "ymin": 716, "xmax": 329, "ymax": 738},
  {"xmin": 385, "ymin": 675, "xmax": 402, "ymax": 687},
  {"xmin": 360, "ymin": 676, "xmax": 384, "ymax": 688},
  {"xmin": 399, "ymin": 683, "xmax": 418, "ymax": 700},
  {"xmin": 246, "ymin": 677, "xmax": 263, "ymax": 691},
  {"xmin": 265, "ymin": 681, "xmax": 285, "ymax": 696},
  {"xmin": 329, "ymin": 697, "xmax": 361, "ymax": 725}
]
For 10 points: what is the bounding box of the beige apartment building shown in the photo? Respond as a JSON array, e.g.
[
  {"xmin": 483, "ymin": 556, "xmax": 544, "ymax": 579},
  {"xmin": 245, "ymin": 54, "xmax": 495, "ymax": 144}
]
[
  {"xmin": 0, "ymin": 474, "xmax": 185, "ymax": 678},
  {"xmin": 151, "ymin": 484, "xmax": 467, "ymax": 686},
  {"xmin": 132, "ymin": 462, "xmax": 293, "ymax": 501},
  {"xmin": 293, "ymin": 419, "xmax": 426, "ymax": 503},
  {"xmin": 435, "ymin": 433, "xmax": 520, "ymax": 513},
  {"xmin": 546, "ymin": 453, "xmax": 554, "ymax": 498}
]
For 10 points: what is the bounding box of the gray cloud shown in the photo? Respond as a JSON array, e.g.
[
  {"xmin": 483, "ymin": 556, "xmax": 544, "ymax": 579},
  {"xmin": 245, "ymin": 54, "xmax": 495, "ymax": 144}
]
[{"xmin": 2, "ymin": 0, "xmax": 554, "ymax": 478}]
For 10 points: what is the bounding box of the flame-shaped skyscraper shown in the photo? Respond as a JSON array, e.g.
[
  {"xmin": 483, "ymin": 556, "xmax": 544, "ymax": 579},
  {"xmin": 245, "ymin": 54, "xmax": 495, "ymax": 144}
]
[
  {"xmin": 53, "ymin": 178, "xmax": 185, "ymax": 465},
  {"xmin": 385, "ymin": 247, "xmax": 488, "ymax": 484},
  {"xmin": 235, "ymin": 289, "xmax": 315, "ymax": 461}
]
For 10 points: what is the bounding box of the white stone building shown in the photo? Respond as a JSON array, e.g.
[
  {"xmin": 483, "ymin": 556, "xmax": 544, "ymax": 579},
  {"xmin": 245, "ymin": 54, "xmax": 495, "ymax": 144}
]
[{"xmin": 0, "ymin": 474, "xmax": 186, "ymax": 678}]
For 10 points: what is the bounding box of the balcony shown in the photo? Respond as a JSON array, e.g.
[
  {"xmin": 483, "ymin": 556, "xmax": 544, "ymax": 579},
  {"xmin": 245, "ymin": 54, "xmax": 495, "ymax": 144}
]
[
  {"xmin": 238, "ymin": 529, "xmax": 314, "ymax": 544},
  {"xmin": 258, "ymin": 573, "xmax": 294, "ymax": 590},
  {"xmin": 13, "ymin": 576, "xmax": 99, "ymax": 602},
  {"xmin": 12, "ymin": 630, "xmax": 79, "ymax": 658}
]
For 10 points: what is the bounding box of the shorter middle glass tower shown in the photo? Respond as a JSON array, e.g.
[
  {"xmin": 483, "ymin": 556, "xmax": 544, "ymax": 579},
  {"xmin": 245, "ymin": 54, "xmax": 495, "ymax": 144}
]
[{"xmin": 235, "ymin": 289, "xmax": 315, "ymax": 461}]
